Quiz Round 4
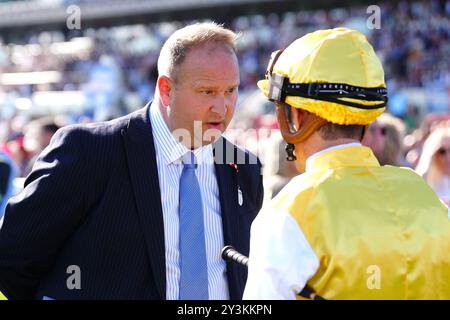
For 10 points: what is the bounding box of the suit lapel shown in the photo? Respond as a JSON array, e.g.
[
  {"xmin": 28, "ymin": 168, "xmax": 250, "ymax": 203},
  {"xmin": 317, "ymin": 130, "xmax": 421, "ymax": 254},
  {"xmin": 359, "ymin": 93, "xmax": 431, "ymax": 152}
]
[
  {"xmin": 213, "ymin": 138, "xmax": 242, "ymax": 299},
  {"xmin": 122, "ymin": 105, "xmax": 166, "ymax": 299}
]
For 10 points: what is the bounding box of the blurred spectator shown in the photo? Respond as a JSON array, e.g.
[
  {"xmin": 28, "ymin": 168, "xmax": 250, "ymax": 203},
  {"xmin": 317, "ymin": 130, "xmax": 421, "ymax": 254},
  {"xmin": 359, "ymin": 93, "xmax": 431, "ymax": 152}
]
[
  {"xmin": 363, "ymin": 113, "xmax": 407, "ymax": 166},
  {"xmin": 0, "ymin": 151, "xmax": 15, "ymax": 218},
  {"xmin": 23, "ymin": 117, "xmax": 61, "ymax": 175},
  {"xmin": 6, "ymin": 136, "xmax": 30, "ymax": 178},
  {"xmin": 24, "ymin": 117, "xmax": 60, "ymax": 155},
  {"xmin": 416, "ymin": 126, "xmax": 450, "ymax": 206},
  {"xmin": 405, "ymin": 113, "xmax": 450, "ymax": 167},
  {"xmin": 404, "ymin": 104, "xmax": 420, "ymax": 133}
]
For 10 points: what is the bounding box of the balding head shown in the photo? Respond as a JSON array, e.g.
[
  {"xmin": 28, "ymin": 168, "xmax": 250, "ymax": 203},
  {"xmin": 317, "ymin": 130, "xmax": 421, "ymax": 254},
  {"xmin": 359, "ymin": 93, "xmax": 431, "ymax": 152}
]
[{"xmin": 157, "ymin": 22, "xmax": 238, "ymax": 83}]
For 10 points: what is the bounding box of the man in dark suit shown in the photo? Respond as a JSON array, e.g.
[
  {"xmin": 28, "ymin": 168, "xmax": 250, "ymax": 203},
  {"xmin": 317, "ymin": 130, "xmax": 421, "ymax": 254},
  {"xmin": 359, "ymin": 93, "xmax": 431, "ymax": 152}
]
[{"xmin": 0, "ymin": 22, "xmax": 263, "ymax": 300}]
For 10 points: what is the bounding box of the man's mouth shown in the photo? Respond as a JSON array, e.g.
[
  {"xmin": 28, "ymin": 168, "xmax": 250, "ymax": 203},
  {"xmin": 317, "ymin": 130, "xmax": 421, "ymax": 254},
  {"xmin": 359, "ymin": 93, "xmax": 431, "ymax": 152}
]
[{"xmin": 205, "ymin": 121, "xmax": 223, "ymax": 130}]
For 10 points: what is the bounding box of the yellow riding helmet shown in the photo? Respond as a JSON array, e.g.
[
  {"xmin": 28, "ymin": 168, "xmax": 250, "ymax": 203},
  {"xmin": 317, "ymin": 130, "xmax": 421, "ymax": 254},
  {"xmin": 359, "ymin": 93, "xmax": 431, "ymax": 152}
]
[{"xmin": 258, "ymin": 27, "xmax": 388, "ymax": 125}]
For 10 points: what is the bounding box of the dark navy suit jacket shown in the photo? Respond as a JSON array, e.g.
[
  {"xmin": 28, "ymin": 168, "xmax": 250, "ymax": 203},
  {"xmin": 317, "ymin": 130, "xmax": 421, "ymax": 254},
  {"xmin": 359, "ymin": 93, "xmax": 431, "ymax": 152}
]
[{"xmin": 0, "ymin": 105, "xmax": 263, "ymax": 300}]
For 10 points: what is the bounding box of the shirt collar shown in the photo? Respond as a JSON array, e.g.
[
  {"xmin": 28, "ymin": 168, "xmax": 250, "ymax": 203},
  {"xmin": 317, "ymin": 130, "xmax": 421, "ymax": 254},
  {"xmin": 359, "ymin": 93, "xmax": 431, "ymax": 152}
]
[
  {"xmin": 149, "ymin": 102, "xmax": 213, "ymax": 166},
  {"xmin": 305, "ymin": 142, "xmax": 379, "ymax": 172}
]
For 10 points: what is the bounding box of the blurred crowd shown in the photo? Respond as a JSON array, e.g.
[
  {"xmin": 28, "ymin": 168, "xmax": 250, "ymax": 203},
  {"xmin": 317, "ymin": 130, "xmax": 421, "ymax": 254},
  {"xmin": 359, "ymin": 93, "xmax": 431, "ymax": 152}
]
[{"xmin": 0, "ymin": 0, "xmax": 449, "ymax": 207}]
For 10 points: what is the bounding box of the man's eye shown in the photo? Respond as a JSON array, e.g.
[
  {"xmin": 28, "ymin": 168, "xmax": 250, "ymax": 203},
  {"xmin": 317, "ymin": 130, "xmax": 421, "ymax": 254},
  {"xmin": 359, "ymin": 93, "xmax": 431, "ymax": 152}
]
[
  {"xmin": 201, "ymin": 90, "xmax": 214, "ymax": 95},
  {"xmin": 226, "ymin": 88, "xmax": 237, "ymax": 94}
]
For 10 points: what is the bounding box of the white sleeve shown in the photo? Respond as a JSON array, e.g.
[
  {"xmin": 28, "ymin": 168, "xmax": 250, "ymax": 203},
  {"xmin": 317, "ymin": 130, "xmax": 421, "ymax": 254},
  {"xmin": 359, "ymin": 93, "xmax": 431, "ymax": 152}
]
[{"xmin": 243, "ymin": 207, "xmax": 319, "ymax": 300}]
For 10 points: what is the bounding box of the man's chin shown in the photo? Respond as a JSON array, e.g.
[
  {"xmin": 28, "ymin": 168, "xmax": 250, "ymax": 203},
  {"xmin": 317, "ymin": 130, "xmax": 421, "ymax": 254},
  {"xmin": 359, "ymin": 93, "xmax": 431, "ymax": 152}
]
[{"xmin": 202, "ymin": 126, "xmax": 224, "ymax": 144}]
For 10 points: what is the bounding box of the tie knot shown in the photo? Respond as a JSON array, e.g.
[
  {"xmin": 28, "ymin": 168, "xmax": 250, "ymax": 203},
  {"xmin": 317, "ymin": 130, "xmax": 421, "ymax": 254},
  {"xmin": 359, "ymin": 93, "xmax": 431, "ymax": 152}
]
[{"xmin": 182, "ymin": 152, "xmax": 197, "ymax": 169}]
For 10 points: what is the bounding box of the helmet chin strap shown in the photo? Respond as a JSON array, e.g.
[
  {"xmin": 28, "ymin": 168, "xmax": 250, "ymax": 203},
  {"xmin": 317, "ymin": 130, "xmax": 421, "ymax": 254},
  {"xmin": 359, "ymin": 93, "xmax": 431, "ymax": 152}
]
[{"xmin": 276, "ymin": 103, "xmax": 328, "ymax": 161}]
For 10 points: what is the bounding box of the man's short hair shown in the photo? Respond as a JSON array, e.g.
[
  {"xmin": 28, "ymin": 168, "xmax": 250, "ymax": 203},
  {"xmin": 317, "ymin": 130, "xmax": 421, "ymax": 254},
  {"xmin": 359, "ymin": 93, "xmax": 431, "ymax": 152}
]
[
  {"xmin": 157, "ymin": 22, "xmax": 238, "ymax": 81},
  {"xmin": 318, "ymin": 122, "xmax": 365, "ymax": 141}
]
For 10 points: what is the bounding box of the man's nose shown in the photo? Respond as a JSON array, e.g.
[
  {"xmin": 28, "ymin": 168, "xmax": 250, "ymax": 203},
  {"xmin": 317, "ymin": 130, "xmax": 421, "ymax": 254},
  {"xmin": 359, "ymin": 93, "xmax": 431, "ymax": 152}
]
[{"xmin": 211, "ymin": 96, "xmax": 228, "ymax": 115}]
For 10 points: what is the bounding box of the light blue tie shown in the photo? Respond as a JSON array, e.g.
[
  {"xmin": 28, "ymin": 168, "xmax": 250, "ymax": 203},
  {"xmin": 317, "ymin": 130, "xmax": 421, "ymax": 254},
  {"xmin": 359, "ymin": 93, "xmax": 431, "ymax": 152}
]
[{"xmin": 179, "ymin": 152, "xmax": 209, "ymax": 300}]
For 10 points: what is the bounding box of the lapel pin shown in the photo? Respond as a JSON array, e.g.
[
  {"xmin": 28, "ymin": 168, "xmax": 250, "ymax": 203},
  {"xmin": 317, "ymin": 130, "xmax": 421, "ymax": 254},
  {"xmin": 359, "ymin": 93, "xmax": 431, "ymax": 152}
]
[
  {"xmin": 228, "ymin": 162, "xmax": 239, "ymax": 172},
  {"xmin": 229, "ymin": 162, "xmax": 243, "ymax": 206},
  {"xmin": 238, "ymin": 186, "xmax": 243, "ymax": 206}
]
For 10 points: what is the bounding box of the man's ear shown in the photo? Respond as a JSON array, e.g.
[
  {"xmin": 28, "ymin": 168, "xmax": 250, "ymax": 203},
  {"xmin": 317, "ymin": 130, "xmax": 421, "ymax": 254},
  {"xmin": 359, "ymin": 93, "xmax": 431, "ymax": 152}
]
[
  {"xmin": 290, "ymin": 106, "xmax": 306, "ymax": 131},
  {"xmin": 157, "ymin": 75, "xmax": 172, "ymax": 107}
]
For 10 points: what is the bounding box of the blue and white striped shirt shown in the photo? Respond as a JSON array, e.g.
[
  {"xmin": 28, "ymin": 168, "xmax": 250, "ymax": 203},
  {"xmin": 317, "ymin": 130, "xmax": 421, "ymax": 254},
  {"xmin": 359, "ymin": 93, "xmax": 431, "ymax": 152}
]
[{"xmin": 149, "ymin": 103, "xmax": 229, "ymax": 300}]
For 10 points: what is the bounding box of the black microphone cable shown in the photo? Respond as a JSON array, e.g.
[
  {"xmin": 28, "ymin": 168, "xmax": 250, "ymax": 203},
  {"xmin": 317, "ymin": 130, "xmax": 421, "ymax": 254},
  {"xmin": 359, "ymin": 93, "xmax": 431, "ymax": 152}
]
[{"xmin": 222, "ymin": 245, "xmax": 326, "ymax": 300}]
